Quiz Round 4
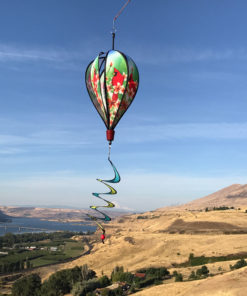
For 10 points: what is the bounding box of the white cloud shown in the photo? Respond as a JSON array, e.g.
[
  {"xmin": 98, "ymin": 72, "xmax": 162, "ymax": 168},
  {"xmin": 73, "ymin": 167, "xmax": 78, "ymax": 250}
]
[
  {"xmin": 0, "ymin": 43, "xmax": 96, "ymax": 66},
  {"xmin": 2, "ymin": 42, "xmax": 247, "ymax": 67},
  {"xmin": 1, "ymin": 121, "xmax": 247, "ymax": 151},
  {"xmin": 119, "ymin": 122, "xmax": 247, "ymax": 143},
  {"xmin": 0, "ymin": 44, "xmax": 68, "ymax": 62},
  {"xmin": 0, "ymin": 130, "xmax": 91, "ymax": 147},
  {"xmin": 0, "ymin": 172, "xmax": 246, "ymax": 211},
  {"xmin": 131, "ymin": 46, "xmax": 247, "ymax": 65},
  {"xmin": 0, "ymin": 38, "xmax": 108, "ymax": 65},
  {"xmin": 0, "ymin": 135, "xmax": 29, "ymax": 145},
  {"xmin": 0, "ymin": 148, "xmax": 26, "ymax": 155}
]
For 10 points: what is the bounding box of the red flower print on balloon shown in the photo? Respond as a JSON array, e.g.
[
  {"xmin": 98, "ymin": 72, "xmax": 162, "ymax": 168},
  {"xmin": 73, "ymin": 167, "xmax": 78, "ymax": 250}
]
[
  {"xmin": 93, "ymin": 69, "xmax": 99, "ymax": 85},
  {"xmin": 113, "ymin": 83, "xmax": 122, "ymax": 94},
  {"xmin": 98, "ymin": 98, "xmax": 103, "ymax": 107},
  {"xmin": 109, "ymin": 94, "xmax": 118, "ymax": 108},
  {"xmin": 107, "ymin": 85, "xmax": 113, "ymax": 93}
]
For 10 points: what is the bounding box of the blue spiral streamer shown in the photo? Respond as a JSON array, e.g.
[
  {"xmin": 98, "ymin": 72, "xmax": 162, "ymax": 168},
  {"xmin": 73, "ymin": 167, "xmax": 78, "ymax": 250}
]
[{"xmin": 87, "ymin": 157, "xmax": 120, "ymax": 234}]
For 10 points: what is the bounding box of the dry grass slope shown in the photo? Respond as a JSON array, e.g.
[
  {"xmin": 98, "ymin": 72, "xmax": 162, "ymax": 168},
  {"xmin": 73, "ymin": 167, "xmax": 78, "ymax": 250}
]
[
  {"xmin": 134, "ymin": 266, "xmax": 247, "ymax": 296},
  {"xmin": 38, "ymin": 209, "xmax": 247, "ymax": 295},
  {"xmin": 25, "ymin": 184, "xmax": 247, "ymax": 295}
]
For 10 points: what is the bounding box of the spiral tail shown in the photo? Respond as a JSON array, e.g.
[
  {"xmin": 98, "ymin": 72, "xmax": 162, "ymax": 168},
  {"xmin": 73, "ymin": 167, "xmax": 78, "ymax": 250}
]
[{"xmin": 87, "ymin": 157, "xmax": 120, "ymax": 234}]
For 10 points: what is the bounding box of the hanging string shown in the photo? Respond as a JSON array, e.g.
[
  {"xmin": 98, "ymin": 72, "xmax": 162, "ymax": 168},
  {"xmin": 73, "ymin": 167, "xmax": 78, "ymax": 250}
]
[
  {"xmin": 87, "ymin": 144, "xmax": 121, "ymax": 236},
  {"xmin": 112, "ymin": 0, "xmax": 132, "ymax": 33},
  {"xmin": 112, "ymin": 0, "xmax": 132, "ymax": 49}
]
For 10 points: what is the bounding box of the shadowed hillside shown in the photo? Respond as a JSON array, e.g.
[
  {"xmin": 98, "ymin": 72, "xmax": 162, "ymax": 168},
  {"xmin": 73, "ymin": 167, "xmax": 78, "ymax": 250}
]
[{"xmin": 164, "ymin": 218, "xmax": 247, "ymax": 234}]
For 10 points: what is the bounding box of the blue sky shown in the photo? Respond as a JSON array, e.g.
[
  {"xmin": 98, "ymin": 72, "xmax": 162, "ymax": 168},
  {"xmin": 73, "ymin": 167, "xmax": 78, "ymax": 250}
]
[{"xmin": 1, "ymin": 0, "xmax": 247, "ymax": 211}]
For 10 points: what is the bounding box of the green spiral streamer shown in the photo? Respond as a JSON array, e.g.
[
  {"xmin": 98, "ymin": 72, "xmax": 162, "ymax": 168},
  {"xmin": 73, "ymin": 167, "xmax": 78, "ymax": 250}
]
[{"xmin": 87, "ymin": 157, "xmax": 121, "ymax": 234}]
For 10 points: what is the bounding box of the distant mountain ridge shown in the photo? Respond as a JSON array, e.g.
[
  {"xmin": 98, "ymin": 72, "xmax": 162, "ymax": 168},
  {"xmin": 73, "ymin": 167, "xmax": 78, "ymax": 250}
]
[
  {"xmin": 158, "ymin": 184, "xmax": 247, "ymax": 211},
  {"xmin": 0, "ymin": 206, "xmax": 133, "ymax": 222}
]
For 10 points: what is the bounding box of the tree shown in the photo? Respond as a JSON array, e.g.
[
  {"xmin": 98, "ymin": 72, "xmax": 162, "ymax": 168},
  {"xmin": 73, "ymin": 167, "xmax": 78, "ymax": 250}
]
[
  {"xmin": 110, "ymin": 266, "xmax": 134, "ymax": 284},
  {"xmin": 189, "ymin": 253, "xmax": 194, "ymax": 265},
  {"xmin": 201, "ymin": 265, "xmax": 209, "ymax": 275},
  {"xmin": 71, "ymin": 279, "xmax": 101, "ymax": 296},
  {"xmin": 196, "ymin": 265, "xmax": 209, "ymax": 278},
  {"xmin": 111, "ymin": 271, "xmax": 133, "ymax": 284},
  {"xmin": 25, "ymin": 257, "xmax": 31, "ymax": 269},
  {"xmin": 173, "ymin": 271, "xmax": 178, "ymax": 276},
  {"xmin": 189, "ymin": 271, "xmax": 197, "ymax": 280},
  {"xmin": 174, "ymin": 273, "xmax": 183, "ymax": 282},
  {"xmin": 70, "ymin": 266, "xmax": 82, "ymax": 285},
  {"xmin": 86, "ymin": 292, "xmax": 97, "ymax": 296},
  {"xmin": 81, "ymin": 264, "xmax": 96, "ymax": 281},
  {"xmin": 71, "ymin": 282, "xmax": 84, "ymax": 296},
  {"xmin": 3, "ymin": 233, "xmax": 15, "ymax": 247},
  {"xmin": 41, "ymin": 269, "xmax": 72, "ymax": 296},
  {"xmin": 99, "ymin": 275, "xmax": 111, "ymax": 287},
  {"xmin": 111, "ymin": 266, "xmax": 124, "ymax": 279},
  {"xmin": 230, "ymin": 259, "xmax": 247, "ymax": 270},
  {"xmin": 12, "ymin": 274, "xmax": 41, "ymax": 296},
  {"xmin": 136, "ymin": 267, "xmax": 169, "ymax": 280}
]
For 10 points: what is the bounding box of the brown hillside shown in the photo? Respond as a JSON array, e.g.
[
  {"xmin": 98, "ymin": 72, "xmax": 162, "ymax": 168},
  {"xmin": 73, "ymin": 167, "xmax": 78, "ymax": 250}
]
[
  {"xmin": 134, "ymin": 266, "xmax": 247, "ymax": 296},
  {"xmin": 159, "ymin": 184, "xmax": 247, "ymax": 211},
  {"xmin": 20, "ymin": 185, "xmax": 247, "ymax": 295},
  {"xmin": 38, "ymin": 209, "xmax": 247, "ymax": 281}
]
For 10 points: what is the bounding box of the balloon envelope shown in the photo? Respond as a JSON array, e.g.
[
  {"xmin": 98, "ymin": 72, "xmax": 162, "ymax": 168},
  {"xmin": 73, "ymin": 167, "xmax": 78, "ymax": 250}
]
[{"xmin": 85, "ymin": 50, "xmax": 139, "ymax": 131}]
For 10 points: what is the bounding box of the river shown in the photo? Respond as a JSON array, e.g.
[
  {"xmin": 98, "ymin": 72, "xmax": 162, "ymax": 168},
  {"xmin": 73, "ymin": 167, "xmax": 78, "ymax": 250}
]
[{"xmin": 0, "ymin": 217, "xmax": 96, "ymax": 236}]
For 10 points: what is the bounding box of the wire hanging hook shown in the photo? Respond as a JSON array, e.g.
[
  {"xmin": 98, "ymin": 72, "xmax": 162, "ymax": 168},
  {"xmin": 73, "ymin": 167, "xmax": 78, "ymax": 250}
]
[{"xmin": 111, "ymin": 0, "xmax": 132, "ymax": 49}]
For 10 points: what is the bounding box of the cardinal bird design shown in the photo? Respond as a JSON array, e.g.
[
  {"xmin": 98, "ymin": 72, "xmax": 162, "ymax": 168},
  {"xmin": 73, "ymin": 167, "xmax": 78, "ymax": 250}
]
[
  {"xmin": 112, "ymin": 68, "xmax": 124, "ymax": 86},
  {"xmin": 111, "ymin": 68, "xmax": 125, "ymax": 106}
]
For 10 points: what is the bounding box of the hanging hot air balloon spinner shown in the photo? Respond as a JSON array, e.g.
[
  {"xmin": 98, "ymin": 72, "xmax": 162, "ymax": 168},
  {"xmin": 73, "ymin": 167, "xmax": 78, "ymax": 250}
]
[{"xmin": 85, "ymin": 0, "xmax": 139, "ymax": 243}]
